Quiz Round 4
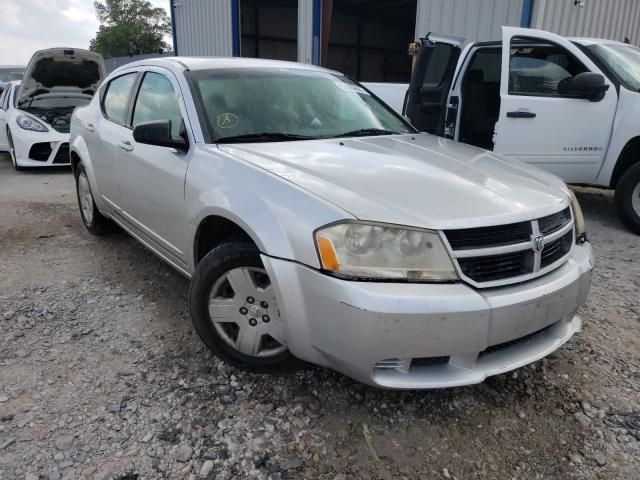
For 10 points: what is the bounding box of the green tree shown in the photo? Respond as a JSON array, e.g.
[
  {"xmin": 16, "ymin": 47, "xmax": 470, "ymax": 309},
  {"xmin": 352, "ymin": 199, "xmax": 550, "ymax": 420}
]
[{"xmin": 90, "ymin": 0, "xmax": 171, "ymax": 58}]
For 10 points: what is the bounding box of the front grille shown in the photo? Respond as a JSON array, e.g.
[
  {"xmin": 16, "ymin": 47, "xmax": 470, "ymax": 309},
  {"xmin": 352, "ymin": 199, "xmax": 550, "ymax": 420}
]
[
  {"xmin": 539, "ymin": 207, "xmax": 571, "ymax": 235},
  {"xmin": 458, "ymin": 250, "xmax": 534, "ymax": 283},
  {"xmin": 444, "ymin": 207, "xmax": 574, "ymax": 287},
  {"xmin": 52, "ymin": 143, "xmax": 70, "ymax": 164},
  {"xmin": 541, "ymin": 230, "xmax": 573, "ymax": 268},
  {"xmin": 29, "ymin": 143, "xmax": 52, "ymax": 161},
  {"xmin": 445, "ymin": 221, "xmax": 531, "ymax": 250}
]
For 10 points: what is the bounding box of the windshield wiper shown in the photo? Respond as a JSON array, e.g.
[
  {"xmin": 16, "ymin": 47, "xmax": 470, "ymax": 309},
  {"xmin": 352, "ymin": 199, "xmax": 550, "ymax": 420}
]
[
  {"xmin": 333, "ymin": 128, "xmax": 403, "ymax": 138},
  {"xmin": 215, "ymin": 132, "xmax": 316, "ymax": 143}
]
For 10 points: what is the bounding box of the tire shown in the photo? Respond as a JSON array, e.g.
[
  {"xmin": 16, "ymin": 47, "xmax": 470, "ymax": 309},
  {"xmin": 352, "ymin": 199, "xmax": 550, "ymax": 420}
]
[
  {"xmin": 74, "ymin": 162, "xmax": 114, "ymax": 235},
  {"xmin": 189, "ymin": 241, "xmax": 297, "ymax": 372},
  {"xmin": 614, "ymin": 162, "xmax": 640, "ymax": 235},
  {"xmin": 7, "ymin": 129, "xmax": 23, "ymax": 171}
]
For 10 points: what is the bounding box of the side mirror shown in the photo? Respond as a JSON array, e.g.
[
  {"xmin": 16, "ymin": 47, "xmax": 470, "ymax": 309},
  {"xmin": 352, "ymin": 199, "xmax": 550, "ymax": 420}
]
[
  {"xmin": 133, "ymin": 120, "xmax": 188, "ymax": 151},
  {"xmin": 569, "ymin": 72, "xmax": 609, "ymax": 102}
]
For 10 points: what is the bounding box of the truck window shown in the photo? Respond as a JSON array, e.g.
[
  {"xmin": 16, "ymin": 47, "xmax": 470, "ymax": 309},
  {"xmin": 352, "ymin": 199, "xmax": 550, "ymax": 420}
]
[
  {"xmin": 509, "ymin": 41, "xmax": 588, "ymax": 96},
  {"xmin": 423, "ymin": 43, "xmax": 455, "ymax": 88}
]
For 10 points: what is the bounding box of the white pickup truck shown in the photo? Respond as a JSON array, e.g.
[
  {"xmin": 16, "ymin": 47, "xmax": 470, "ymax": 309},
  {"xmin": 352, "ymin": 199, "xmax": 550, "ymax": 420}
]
[{"xmin": 365, "ymin": 27, "xmax": 640, "ymax": 234}]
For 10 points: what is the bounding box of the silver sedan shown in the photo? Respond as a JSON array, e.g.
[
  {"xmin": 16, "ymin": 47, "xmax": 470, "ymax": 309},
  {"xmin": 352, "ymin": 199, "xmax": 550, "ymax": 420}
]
[{"xmin": 69, "ymin": 57, "xmax": 593, "ymax": 388}]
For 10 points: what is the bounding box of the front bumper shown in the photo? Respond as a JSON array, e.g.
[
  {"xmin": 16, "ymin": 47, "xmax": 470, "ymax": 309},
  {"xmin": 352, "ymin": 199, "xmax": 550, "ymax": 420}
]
[
  {"xmin": 262, "ymin": 242, "xmax": 593, "ymax": 389},
  {"xmin": 11, "ymin": 127, "xmax": 70, "ymax": 167}
]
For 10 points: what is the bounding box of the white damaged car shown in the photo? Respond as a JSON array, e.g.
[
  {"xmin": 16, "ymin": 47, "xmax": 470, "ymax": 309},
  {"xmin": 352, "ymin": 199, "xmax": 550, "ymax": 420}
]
[{"xmin": 0, "ymin": 48, "xmax": 105, "ymax": 170}]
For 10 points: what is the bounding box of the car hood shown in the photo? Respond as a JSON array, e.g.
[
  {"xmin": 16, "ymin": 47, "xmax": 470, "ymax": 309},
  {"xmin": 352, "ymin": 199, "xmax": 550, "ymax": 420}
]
[
  {"xmin": 218, "ymin": 134, "xmax": 571, "ymax": 229},
  {"xmin": 17, "ymin": 48, "xmax": 105, "ymax": 106}
]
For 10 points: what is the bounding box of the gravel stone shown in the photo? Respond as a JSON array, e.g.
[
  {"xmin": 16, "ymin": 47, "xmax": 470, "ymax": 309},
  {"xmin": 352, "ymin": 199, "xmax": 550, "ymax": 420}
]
[
  {"xmin": 174, "ymin": 444, "xmax": 194, "ymax": 462},
  {"xmin": 1, "ymin": 160, "xmax": 639, "ymax": 480}
]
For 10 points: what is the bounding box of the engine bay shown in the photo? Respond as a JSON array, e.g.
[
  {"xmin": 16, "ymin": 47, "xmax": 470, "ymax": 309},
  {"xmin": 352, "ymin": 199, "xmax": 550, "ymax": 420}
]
[{"xmin": 22, "ymin": 106, "xmax": 75, "ymax": 133}]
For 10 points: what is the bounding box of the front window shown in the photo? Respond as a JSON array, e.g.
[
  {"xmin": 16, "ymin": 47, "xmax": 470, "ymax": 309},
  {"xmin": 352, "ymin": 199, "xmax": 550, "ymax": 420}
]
[
  {"xmin": 509, "ymin": 41, "xmax": 588, "ymax": 96},
  {"xmin": 587, "ymin": 43, "xmax": 640, "ymax": 91},
  {"xmin": 189, "ymin": 68, "xmax": 413, "ymax": 142}
]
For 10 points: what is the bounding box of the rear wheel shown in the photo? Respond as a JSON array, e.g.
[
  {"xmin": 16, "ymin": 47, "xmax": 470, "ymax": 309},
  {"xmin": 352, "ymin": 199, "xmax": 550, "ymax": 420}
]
[
  {"xmin": 615, "ymin": 162, "xmax": 640, "ymax": 235},
  {"xmin": 7, "ymin": 129, "xmax": 22, "ymax": 171},
  {"xmin": 189, "ymin": 241, "xmax": 296, "ymax": 371},
  {"xmin": 75, "ymin": 163, "xmax": 114, "ymax": 235}
]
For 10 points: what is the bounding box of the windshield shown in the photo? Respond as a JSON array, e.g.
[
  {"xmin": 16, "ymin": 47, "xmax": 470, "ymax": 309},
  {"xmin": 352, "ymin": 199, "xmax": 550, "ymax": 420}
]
[
  {"xmin": 0, "ymin": 68, "xmax": 24, "ymax": 82},
  {"xmin": 19, "ymin": 95, "xmax": 91, "ymax": 109},
  {"xmin": 189, "ymin": 68, "xmax": 413, "ymax": 142},
  {"xmin": 587, "ymin": 43, "xmax": 640, "ymax": 91}
]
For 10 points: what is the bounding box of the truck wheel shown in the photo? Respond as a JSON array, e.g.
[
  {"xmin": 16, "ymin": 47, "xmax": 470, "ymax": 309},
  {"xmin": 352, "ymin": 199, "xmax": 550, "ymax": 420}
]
[
  {"xmin": 615, "ymin": 162, "xmax": 640, "ymax": 235},
  {"xmin": 189, "ymin": 241, "xmax": 297, "ymax": 372},
  {"xmin": 74, "ymin": 163, "xmax": 114, "ymax": 235}
]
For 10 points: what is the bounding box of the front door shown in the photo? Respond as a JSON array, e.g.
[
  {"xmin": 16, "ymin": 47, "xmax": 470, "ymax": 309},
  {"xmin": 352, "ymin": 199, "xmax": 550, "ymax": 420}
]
[
  {"xmin": 493, "ymin": 27, "xmax": 618, "ymax": 183},
  {"xmin": 117, "ymin": 69, "xmax": 192, "ymax": 268},
  {"xmin": 404, "ymin": 34, "xmax": 463, "ymax": 136}
]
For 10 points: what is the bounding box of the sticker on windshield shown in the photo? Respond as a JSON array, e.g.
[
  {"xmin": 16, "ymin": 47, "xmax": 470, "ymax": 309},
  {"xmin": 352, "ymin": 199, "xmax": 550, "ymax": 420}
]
[
  {"xmin": 217, "ymin": 112, "xmax": 240, "ymax": 128},
  {"xmin": 334, "ymin": 81, "xmax": 369, "ymax": 95}
]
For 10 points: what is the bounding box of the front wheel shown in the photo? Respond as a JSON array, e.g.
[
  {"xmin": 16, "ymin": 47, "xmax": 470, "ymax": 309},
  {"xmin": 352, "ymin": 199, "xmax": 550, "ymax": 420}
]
[
  {"xmin": 615, "ymin": 162, "xmax": 640, "ymax": 235},
  {"xmin": 7, "ymin": 129, "xmax": 22, "ymax": 171},
  {"xmin": 74, "ymin": 163, "xmax": 114, "ymax": 235},
  {"xmin": 189, "ymin": 241, "xmax": 296, "ymax": 371}
]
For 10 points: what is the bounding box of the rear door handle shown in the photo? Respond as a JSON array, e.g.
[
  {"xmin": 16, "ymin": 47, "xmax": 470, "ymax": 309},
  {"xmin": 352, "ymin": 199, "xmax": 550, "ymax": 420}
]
[
  {"xmin": 507, "ymin": 111, "xmax": 536, "ymax": 118},
  {"xmin": 118, "ymin": 140, "xmax": 134, "ymax": 152},
  {"xmin": 84, "ymin": 122, "xmax": 95, "ymax": 132}
]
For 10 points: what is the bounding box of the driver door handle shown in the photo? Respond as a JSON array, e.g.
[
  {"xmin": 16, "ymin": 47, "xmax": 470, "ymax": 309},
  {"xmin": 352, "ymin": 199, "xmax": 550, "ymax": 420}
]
[
  {"xmin": 507, "ymin": 110, "xmax": 536, "ymax": 119},
  {"xmin": 84, "ymin": 122, "xmax": 95, "ymax": 132},
  {"xmin": 118, "ymin": 140, "xmax": 134, "ymax": 152}
]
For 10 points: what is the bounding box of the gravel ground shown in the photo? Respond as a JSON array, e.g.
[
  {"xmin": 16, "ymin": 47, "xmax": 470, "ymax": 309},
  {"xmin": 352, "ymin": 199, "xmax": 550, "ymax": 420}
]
[{"xmin": 0, "ymin": 153, "xmax": 639, "ymax": 480}]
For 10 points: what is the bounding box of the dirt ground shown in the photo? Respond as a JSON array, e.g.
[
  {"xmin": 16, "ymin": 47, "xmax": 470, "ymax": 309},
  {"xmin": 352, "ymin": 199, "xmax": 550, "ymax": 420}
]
[{"xmin": 0, "ymin": 152, "xmax": 639, "ymax": 480}]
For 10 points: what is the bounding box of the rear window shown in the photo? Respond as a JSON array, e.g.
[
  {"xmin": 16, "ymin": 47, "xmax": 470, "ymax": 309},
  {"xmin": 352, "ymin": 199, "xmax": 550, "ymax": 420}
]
[{"xmin": 103, "ymin": 73, "xmax": 137, "ymax": 125}]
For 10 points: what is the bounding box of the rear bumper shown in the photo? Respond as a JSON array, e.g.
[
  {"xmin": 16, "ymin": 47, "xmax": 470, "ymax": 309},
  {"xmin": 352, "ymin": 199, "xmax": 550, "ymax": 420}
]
[{"xmin": 262, "ymin": 242, "xmax": 593, "ymax": 389}]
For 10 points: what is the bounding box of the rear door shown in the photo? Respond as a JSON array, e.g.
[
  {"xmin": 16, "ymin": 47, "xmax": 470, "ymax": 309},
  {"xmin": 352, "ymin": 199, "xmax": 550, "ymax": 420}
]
[
  {"xmin": 93, "ymin": 71, "xmax": 139, "ymax": 208},
  {"xmin": 493, "ymin": 27, "xmax": 618, "ymax": 183},
  {"xmin": 404, "ymin": 34, "xmax": 464, "ymax": 136}
]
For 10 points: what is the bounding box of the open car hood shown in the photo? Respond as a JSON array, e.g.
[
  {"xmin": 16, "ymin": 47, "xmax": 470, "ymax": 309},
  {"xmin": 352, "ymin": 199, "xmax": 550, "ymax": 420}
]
[{"xmin": 17, "ymin": 48, "xmax": 105, "ymax": 106}]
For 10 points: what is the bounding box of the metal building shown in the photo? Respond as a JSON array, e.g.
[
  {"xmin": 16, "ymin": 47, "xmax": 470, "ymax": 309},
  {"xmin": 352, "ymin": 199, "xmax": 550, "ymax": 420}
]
[{"xmin": 170, "ymin": 0, "xmax": 640, "ymax": 82}]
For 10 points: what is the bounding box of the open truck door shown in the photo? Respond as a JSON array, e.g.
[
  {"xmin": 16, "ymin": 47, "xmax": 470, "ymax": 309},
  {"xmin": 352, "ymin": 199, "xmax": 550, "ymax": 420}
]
[
  {"xmin": 493, "ymin": 27, "xmax": 617, "ymax": 183},
  {"xmin": 404, "ymin": 34, "xmax": 463, "ymax": 137}
]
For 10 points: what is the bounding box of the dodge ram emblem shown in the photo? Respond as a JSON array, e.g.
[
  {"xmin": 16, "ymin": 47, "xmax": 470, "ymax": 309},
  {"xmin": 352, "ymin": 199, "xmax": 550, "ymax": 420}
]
[{"xmin": 534, "ymin": 234, "xmax": 545, "ymax": 253}]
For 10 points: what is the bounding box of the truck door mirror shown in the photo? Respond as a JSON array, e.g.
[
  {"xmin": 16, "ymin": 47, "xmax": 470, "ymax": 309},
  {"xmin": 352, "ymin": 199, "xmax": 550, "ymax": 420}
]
[{"xmin": 569, "ymin": 72, "xmax": 609, "ymax": 102}]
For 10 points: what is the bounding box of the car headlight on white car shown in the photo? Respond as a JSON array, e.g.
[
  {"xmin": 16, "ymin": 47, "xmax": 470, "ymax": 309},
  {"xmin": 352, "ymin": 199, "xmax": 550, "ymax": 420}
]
[
  {"xmin": 314, "ymin": 221, "xmax": 458, "ymax": 281},
  {"xmin": 569, "ymin": 190, "xmax": 587, "ymax": 243},
  {"xmin": 17, "ymin": 114, "xmax": 49, "ymax": 132}
]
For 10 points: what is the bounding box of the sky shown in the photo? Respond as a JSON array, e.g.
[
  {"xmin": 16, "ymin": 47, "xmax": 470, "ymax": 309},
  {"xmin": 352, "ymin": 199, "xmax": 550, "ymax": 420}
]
[{"xmin": 0, "ymin": 0, "xmax": 171, "ymax": 65}]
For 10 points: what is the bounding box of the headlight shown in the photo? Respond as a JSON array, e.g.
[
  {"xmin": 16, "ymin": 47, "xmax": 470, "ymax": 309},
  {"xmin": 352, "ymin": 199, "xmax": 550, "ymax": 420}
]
[
  {"xmin": 569, "ymin": 190, "xmax": 587, "ymax": 243},
  {"xmin": 314, "ymin": 222, "xmax": 458, "ymax": 281},
  {"xmin": 17, "ymin": 114, "xmax": 48, "ymax": 132}
]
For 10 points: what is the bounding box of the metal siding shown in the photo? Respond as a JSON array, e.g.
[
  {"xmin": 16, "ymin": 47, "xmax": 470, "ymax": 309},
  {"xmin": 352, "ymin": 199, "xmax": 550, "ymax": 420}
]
[
  {"xmin": 173, "ymin": 0, "xmax": 233, "ymax": 57},
  {"xmin": 298, "ymin": 0, "xmax": 314, "ymax": 63},
  {"xmin": 415, "ymin": 0, "xmax": 524, "ymax": 42},
  {"xmin": 532, "ymin": 0, "xmax": 640, "ymax": 45}
]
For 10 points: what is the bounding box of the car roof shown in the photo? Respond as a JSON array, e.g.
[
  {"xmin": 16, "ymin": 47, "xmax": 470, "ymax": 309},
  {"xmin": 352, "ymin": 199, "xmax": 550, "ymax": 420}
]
[
  {"xmin": 113, "ymin": 56, "xmax": 339, "ymax": 76},
  {"xmin": 570, "ymin": 37, "xmax": 631, "ymax": 47}
]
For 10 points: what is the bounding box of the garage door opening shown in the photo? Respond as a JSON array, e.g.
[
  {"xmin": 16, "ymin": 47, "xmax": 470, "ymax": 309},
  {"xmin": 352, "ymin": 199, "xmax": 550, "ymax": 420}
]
[
  {"xmin": 323, "ymin": 0, "xmax": 417, "ymax": 82},
  {"xmin": 240, "ymin": 0, "xmax": 298, "ymax": 61}
]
